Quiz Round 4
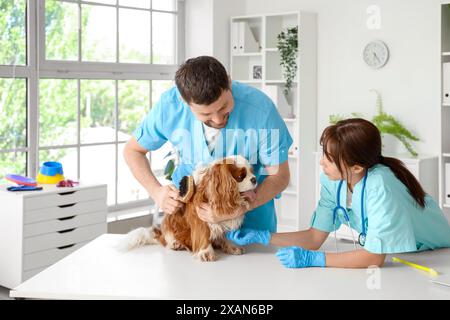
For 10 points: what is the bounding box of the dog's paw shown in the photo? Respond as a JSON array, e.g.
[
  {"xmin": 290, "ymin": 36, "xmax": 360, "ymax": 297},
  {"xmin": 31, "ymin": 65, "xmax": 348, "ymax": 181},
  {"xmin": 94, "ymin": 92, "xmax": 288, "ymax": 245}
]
[
  {"xmin": 196, "ymin": 246, "xmax": 217, "ymax": 262},
  {"xmin": 223, "ymin": 245, "xmax": 245, "ymax": 255},
  {"xmin": 169, "ymin": 240, "xmax": 186, "ymax": 251}
]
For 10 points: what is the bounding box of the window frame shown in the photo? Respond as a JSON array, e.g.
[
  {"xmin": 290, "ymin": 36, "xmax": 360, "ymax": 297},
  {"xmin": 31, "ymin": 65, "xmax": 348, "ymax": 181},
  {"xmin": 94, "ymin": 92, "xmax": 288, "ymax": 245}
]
[{"xmin": 0, "ymin": 0, "xmax": 185, "ymax": 214}]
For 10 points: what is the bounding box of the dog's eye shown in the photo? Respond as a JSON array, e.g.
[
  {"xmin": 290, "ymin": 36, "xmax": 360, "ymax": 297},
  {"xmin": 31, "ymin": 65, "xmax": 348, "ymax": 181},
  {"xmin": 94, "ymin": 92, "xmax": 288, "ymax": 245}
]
[{"xmin": 237, "ymin": 171, "xmax": 247, "ymax": 182}]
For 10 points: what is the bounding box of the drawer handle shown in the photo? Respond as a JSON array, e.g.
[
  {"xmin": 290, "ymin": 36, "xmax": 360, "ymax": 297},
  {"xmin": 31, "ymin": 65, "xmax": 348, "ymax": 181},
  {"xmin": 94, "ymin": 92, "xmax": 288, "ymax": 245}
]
[
  {"xmin": 58, "ymin": 244, "xmax": 75, "ymax": 250},
  {"xmin": 58, "ymin": 215, "xmax": 76, "ymax": 221},
  {"xmin": 58, "ymin": 203, "xmax": 76, "ymax": 208},
  {"xmin": 58, "ymin": 228, "xmax": 76, "ymax": 234},
  {"xmin": 58, "ymin": 191, "xmax": 76, "ymax": 196}
]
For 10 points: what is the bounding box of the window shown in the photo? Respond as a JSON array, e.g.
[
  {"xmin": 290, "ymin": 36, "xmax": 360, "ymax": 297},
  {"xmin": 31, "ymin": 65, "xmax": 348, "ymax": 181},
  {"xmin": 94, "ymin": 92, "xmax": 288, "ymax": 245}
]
[
  {"xmin": 0, "ymin": 0, "xmax": 184, "ymax": 213},
  {"xmin": 0, "ymin": 0, "xmax": 27, "ymax": 183}
]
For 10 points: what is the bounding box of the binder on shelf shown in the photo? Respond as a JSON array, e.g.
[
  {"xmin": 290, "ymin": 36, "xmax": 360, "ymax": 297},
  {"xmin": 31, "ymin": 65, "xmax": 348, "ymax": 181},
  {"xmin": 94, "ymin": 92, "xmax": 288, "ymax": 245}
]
[
  {"xmin": 443, "ymin": 63, "xmax": 450, "ymax": 105},
  {"xmin": 231, "ymin": 21, "xmax": 260, "ymax": 54},
  {"xmin": 446, "ymin": 163, "xmax": 450, "ymax": 205},
  {"xmin": 231, "ymin": 22, "xmax": 240, "ymax": 55}
]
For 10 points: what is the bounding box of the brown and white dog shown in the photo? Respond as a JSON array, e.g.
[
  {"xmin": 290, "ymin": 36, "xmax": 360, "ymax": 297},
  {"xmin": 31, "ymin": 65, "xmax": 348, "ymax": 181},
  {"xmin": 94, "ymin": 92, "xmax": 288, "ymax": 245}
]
[{"xmin": 118, "ymin": 155, "xmax": 257, "ymax": 261}]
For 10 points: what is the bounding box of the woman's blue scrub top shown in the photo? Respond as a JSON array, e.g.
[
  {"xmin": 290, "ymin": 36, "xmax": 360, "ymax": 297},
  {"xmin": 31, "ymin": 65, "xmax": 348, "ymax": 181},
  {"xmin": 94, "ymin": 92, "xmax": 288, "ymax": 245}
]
[
  {"xmin": 311, "ymin": 165, "xmax": 450, "ymax": 254},
  {"xmin": 133, "ymin": 81, "xmax": 293, "ymax": 232}
]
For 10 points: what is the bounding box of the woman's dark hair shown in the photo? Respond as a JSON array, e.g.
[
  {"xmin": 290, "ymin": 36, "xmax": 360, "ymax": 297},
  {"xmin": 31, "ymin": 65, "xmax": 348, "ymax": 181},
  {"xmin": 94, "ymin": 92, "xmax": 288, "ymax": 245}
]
[
  {"xmin": 175, "ymin": 56, "xmax": 230, "ymax": 105},
  {"xmin": 320, "ymin": 118, "xmax": 426, "ymax": 208}
]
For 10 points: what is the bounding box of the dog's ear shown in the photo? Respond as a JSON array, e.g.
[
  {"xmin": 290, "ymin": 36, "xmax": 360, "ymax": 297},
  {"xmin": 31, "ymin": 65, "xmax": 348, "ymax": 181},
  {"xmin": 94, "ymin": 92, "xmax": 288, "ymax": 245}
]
[{"xmin": 206, "ymin": 163, "xmax": 242, "ymax": 216}]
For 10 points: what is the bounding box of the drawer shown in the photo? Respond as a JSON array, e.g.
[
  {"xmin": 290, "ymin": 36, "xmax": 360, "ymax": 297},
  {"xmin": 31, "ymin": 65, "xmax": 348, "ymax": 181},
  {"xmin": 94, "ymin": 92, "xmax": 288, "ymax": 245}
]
[
  {"xmin": 24, "ymin": 223, "xmax": 106, "ymax": 254},
  {"xmin": 24, "ymin": 187, "xmax": 106, "ymax": 211},
  {"xmin": 23, "ymin": 240, "xmax": 89, "ymax": 271},
  {"xmin": 24, "ymin": 199, "xmax": 106, "ymax": 224},
  {"xmin": 23, "ymin": 266, "xmax": 47, "ymax": 282},
  {"xmin": 24, "ymin": 211, "xmax": 106, "ymax": 238}
]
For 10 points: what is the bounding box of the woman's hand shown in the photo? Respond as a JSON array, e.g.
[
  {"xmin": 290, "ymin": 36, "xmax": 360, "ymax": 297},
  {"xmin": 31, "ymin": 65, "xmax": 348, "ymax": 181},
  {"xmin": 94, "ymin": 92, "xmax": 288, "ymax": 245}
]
[
  {"xmin": 154, "ymin": 185, "xmax": 184, "ymax": 215},
  {"xmin": 226, "ymin": 228, "xmax": 271, "ymax": 246},
  {"xmin": 275, "ymin": 246, "xmax": 326, "ymax": 268}
]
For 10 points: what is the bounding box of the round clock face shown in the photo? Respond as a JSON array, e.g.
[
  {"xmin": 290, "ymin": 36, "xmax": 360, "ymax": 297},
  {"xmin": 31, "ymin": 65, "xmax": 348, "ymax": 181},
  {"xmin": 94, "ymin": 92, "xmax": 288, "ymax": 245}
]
[{"xmin": 363, "ymin": 40, "xmax": 389, "ymax": 69}]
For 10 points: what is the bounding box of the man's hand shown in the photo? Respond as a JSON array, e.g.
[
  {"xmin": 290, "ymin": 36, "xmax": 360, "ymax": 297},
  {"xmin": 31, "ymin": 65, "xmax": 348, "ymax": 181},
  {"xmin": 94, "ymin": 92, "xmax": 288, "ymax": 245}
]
[
  {"xmin": 154, "ymin": 185, "xmax": 184, "ymax": 215},
  {"xmin": 241, "ymin": 190, "xmax": 257, "ymax": 203}
]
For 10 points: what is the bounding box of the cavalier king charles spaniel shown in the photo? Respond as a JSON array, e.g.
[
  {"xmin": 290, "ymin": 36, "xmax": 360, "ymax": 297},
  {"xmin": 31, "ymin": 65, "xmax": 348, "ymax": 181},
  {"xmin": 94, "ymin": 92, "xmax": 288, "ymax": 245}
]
[{"xmin": 119, "ymin": 155, "xmax": 257, "ymax": 262}]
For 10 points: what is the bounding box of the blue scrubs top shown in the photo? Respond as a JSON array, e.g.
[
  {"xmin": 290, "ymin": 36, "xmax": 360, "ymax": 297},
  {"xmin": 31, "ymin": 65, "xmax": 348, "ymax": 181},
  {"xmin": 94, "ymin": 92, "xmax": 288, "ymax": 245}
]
[
  {"xmin": 311, "ymin": 165, "xmax": 450, "ymax": 254},
  {"xmin": 133, "ymin": 81, "xmax": 293, "ymax": 232}
]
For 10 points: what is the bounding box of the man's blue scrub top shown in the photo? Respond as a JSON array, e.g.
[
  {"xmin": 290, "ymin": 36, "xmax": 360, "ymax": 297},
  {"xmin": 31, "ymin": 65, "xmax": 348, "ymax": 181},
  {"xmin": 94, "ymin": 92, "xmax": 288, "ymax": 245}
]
[{"xmin": 133, "ymin": 81, "xmax": 293, "ymax": 232}]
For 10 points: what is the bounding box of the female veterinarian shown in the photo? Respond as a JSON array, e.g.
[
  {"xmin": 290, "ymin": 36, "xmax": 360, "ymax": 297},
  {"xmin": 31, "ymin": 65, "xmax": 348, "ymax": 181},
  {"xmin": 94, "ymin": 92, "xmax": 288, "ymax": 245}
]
[{"xmin": 227, "ymin": 118, "xmax": 450, "ymax": 269}]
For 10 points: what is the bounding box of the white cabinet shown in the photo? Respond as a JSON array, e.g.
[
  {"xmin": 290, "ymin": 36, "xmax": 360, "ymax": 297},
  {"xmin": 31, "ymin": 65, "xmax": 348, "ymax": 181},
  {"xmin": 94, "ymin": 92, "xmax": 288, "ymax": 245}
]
[
  {"xmin": 230, "ymin": 11, "xmax": 318, "ymax": 232},
  {"xmin": 0, "ymin": 183, "xmax": 107, "ymax": 289},
  {"xmin": 314, "ymin": 153, "xmax": 439, "ymax": 240}
]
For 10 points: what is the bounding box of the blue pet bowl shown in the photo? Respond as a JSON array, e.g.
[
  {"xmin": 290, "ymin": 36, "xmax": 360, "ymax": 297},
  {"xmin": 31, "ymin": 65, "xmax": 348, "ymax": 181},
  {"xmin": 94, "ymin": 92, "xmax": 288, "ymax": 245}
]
[{"xmin": 40, "ymin": 161, "xmax": 64, "ymax": 176}]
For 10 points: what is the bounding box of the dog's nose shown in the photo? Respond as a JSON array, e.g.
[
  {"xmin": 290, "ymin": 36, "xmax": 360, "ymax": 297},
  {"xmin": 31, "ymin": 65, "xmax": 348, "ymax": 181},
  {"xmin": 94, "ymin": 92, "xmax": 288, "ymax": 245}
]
[{"xmin": 251, "ymin": 177, "xmax": 256, "ymax": 185}]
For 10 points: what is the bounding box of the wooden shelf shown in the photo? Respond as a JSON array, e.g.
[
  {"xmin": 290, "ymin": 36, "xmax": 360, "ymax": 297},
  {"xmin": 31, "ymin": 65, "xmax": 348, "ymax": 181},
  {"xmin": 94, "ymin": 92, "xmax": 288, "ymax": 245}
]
[
  {"xmin": 237, "ymin": 80, "xmax": 263, "ymax": 84},
  {"xmin": 443, "ymin": 52, "xmax": 450, "ymax": 56},
  {"xmin": 265, "ymin": 47, "xmax": 278, "ymax": 52},
  {"xmin": 265, "ymin": 79, "xmax": 298, "ymax": 84},
  {"xmin": 232, "ymin": 52, "xmax": 262, "ymax": 57},
  {"xmin": 442, "ymin": 153, "xmax": 450, "ymax": 158}
]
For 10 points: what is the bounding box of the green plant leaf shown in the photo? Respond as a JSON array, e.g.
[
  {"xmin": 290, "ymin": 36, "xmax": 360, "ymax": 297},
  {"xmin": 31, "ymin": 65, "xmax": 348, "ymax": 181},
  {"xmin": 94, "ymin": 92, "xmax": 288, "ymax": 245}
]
[
  {"xmin": 164, "ymin": 159, "xmax": 175, "ymax": 176},
  {"xmin": 328, "ymin": 91, "xmax": 420, "ymax": 157},
  {"xmin": 277, "ymin": 26, "xmax": 298, "ymax": 97}
]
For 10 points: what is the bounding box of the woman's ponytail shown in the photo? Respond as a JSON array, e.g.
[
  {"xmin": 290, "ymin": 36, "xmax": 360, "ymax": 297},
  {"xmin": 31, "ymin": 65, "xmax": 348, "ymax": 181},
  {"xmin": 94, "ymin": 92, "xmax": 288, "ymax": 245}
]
[{"xmin": 380, "ymin": 156, "xmax": 426, "ymax": 208}]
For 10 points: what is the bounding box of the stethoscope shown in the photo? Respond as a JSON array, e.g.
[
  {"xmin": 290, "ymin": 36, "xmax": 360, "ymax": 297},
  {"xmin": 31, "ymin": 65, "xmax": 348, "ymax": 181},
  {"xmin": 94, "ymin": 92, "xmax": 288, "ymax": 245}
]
[{"xmin": 332, "ymin": 171, "xmax": 368, "ymax": 253}]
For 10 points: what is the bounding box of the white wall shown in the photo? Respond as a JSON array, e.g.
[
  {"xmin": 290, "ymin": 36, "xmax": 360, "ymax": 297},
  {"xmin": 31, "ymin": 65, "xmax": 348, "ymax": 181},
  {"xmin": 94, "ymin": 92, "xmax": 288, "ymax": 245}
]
[
  {"xmin": 242, "ymin": 0, "xmax": 442, "ymax": 156},
  {"xmin": 185, "ymin": 0, "xmax": 245, "ymax": 70},
  {"xmin": 185, "ymin": 0, "xmax": 214, "ymax": 58}
]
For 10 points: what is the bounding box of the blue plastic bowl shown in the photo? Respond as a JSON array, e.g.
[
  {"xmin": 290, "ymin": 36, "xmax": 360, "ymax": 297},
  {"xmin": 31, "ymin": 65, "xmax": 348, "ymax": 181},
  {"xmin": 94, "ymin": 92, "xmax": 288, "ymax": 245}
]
[{"xmin": 40, "ymin": 161, "xmax": 64, "ymax": 176}]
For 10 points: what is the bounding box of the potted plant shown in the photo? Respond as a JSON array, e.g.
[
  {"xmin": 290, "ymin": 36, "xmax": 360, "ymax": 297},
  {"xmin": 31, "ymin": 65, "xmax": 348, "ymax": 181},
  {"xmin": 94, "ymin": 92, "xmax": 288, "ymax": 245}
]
[
  {"xmin": 277, "ymin": 25, "xmax": 298, "ymax": 119},
  {"xmin": 329, "ymin": 90, "xmax": 420, "ymax": 157}
]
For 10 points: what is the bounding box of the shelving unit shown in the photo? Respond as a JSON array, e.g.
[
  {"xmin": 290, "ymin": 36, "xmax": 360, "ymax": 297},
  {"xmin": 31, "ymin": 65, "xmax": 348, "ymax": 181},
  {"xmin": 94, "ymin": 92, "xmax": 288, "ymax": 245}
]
[
  {"xmin": 440, "ymin": 4, "xmax": 450, "ymax": 222},
  {"xmin": 230, "ymin": 12, "xmax": 318, "ymax": 231}
]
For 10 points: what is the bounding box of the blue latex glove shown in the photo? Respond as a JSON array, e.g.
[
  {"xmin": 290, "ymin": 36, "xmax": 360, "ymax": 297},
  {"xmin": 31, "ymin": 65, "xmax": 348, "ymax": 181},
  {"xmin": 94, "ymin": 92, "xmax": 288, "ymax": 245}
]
[
  {"xmin": 275, "ymin": 246, "xmax": 326, "ymax": 268},
  {"xmin": 226, "ymin": 228, "xmax": 271, "ymax": 246}
]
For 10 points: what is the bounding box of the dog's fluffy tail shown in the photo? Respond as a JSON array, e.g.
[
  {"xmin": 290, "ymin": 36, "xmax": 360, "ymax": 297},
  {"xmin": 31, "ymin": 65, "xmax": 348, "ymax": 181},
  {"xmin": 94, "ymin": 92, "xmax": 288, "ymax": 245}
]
[{"xmin": 116, "ymin": 226, "xmax": 161, "ymax": 252}]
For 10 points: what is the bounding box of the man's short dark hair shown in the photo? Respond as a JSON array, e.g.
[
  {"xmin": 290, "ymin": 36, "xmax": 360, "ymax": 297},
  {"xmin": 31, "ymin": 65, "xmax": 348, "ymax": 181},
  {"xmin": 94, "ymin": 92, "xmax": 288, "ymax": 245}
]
[{"xmin": 175, "ymin": 56, "xmax": 230, "ymax": 105}]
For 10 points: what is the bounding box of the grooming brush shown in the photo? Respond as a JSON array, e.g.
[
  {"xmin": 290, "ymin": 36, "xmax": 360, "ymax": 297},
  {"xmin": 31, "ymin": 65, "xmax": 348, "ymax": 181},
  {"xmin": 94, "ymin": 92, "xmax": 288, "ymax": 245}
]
[{"xmin": 179, "ymin": 175, "xmax": 195, "ymax": 203}]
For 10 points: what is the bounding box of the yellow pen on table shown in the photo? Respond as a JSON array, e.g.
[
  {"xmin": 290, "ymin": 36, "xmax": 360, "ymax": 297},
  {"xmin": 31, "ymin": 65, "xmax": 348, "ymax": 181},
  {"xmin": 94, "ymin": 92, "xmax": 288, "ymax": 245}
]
[{"xmin": 392, "ymin": 257, "xmax": 439, "ymax": 276}]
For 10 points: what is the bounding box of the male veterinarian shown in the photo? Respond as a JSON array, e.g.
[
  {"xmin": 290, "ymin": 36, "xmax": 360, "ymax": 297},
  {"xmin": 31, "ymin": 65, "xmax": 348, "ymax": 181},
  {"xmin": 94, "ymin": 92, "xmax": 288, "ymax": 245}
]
[{"xmin": 124, "ymin": 56, "xmax": 292, "ymax": 232}]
